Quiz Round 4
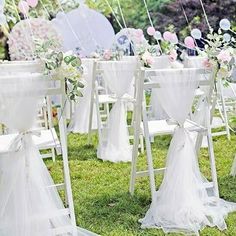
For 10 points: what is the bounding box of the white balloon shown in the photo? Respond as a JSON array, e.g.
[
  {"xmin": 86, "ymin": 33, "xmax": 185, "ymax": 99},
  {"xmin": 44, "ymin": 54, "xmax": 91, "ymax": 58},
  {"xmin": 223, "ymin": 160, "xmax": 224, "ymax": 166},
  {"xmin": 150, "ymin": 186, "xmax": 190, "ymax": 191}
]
[
  {"xmin": 220, "ymin": 19, "xmax": 231, "ymax": 31},
  {"xmin": 154, "ymin": 31, "xmax": 162, "ymax": 40},
  {"xmin": 170, "ymin": 33, "xmax": 178, "ymax": 44},
  {"xmin": 223, "ymin": 33, "xmax": 231, "ymax": 42},
  {"xmin": 191, "ymin": 28, "xmax": 202, "ymax": 40}
]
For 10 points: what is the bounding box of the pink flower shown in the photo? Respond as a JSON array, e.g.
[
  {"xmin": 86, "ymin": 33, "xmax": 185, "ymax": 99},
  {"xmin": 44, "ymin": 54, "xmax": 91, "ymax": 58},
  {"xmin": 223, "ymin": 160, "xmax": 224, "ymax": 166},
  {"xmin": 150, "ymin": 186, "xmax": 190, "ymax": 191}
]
[
  {"xmin": 103, "ymin": 50, "xmax": 112, "ymax": 60},
  {"xmin": 135, "ymin": 29, "xmax": 144, "ymax": 38},
  {"xmin": 146, "ymin": 57, "xmax": 154, "ymax": 65},
  {"xmin": 168, "ymin": 50, "xmax": 177, "ymax": 62},
  {"xmin": 203, "ymin": 59, "xmax": 212, "ymax": 69},
  {"xmin": 217, "ymin": 50, "xmax": 232, "ymax": 63},
  {"xmin": 142, "ymin": 51, "xmax": 154, "ymax": 66}
]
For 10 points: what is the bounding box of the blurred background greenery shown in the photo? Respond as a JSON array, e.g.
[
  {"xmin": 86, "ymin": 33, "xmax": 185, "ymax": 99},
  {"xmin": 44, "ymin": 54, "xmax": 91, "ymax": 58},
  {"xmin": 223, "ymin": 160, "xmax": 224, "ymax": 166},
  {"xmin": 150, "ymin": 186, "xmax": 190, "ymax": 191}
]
[{"xmin": 1, "ymin": 0, "xmax": 236, "ymax": 59}]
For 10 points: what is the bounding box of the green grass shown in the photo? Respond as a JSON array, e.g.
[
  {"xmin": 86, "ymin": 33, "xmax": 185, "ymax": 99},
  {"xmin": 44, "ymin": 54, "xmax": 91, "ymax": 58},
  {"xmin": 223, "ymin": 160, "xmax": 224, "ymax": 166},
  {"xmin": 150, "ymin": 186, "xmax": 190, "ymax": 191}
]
[{"xmin": 47, "ymin": 132, "xmax": 236, "ymax": 236}]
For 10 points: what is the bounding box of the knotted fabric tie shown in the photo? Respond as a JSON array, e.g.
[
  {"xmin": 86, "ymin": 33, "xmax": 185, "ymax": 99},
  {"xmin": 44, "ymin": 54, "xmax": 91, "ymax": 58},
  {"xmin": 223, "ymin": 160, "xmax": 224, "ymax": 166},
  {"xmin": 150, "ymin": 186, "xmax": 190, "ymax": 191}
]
[
  {"xmin": 109, "ymin": 94, "xmax": 135, "ymax": 103},
  {"xmin": 9, "ymin": 130, "xmax": 41, "ymax": 152},
  {"xmin": 166, "ymin": 118, "xmax": 184, "ymax": 128},
  {"xmin": 8, "ymin": 130, "xmax": 41, "ymax": 178}
]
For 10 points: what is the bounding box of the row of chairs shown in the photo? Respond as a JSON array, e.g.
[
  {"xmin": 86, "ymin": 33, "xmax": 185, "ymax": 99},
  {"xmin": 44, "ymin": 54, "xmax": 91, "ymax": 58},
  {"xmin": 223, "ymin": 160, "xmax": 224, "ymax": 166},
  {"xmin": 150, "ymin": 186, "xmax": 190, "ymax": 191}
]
[{"xmin": 77, "ymin": 56, "xmax": 235, "ymax": 201}]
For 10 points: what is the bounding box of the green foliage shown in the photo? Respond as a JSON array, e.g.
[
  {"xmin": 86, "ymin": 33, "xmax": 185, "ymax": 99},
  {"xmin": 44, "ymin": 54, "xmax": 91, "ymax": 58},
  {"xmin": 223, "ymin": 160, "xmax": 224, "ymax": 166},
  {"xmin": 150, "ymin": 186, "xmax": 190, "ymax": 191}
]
[
  {"xmin": 35, "ymin": 39, "xmax": 84, "ymax": 101},
  {"xmin": 86, "ymin": 0, "xmax": 172, "ymax": 33}
]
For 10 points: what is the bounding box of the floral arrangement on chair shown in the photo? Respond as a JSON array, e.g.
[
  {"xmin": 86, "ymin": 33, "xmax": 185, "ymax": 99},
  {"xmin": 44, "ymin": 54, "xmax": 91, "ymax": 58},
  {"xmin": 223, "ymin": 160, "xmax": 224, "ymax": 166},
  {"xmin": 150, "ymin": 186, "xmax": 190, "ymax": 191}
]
[
  {"xmin": 200, "ymin": 30, "xmax": 236, "ymax": 82},
  {"xmin": 35, "ymin": 39, "xmax": 84, "ymax": 101},
  {"xmin": 89, "ymin": 45, "xmax": 124, "ymax": 61}
]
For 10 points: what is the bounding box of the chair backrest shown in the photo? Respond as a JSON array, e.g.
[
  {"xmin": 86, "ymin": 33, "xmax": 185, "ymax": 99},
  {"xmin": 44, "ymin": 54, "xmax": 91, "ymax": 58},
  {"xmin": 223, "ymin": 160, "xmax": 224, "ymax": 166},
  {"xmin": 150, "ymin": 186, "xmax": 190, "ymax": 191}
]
[
  {"xmin": 0, "ymin": 60, "xmax": 44, "ymax": 74},
  {"xmin": 96, "ymin": 60, "xmax": 137, "ymax": 96},
  {"xmin": 152, "ymin": 56, "xmax": 171, "ymax": 69},
  {"xmin": 136, "ymin": 68, "xmax": 214, "ymax": 125},
  {"xmin": 183, "ymin": 56, "xmax": 206, "ymax": 68},
  {"xmin": 142, "ymin": 68, "xmax": 212, "ymax": 89}
]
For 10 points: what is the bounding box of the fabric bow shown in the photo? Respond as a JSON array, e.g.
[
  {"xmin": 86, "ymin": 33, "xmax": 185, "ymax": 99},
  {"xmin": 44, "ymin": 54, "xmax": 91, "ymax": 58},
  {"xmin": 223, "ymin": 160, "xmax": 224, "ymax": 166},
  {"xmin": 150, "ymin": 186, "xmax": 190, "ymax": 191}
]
[{"xmin": 9, "ymin": 130, "xmax": 41, "ymax": 152}]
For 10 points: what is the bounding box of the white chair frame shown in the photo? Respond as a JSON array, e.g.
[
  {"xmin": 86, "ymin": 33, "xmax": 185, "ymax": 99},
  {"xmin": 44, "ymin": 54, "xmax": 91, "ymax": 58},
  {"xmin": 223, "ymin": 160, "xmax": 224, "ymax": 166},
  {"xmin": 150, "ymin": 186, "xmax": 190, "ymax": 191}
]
[
  {"xmin": 0, "ymin": 74, "xmax": 77, "ymax": 235},
  {"xmin": 129, "ymin": 68, "xmax": 220, "ymax": 203}
]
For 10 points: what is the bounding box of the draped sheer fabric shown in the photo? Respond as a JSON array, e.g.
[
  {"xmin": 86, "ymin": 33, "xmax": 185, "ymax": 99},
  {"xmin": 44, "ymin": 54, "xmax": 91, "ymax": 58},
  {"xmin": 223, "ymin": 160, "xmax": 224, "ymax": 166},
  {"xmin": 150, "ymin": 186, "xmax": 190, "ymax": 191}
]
[
  {"xmin": 184, "ymin": 56, "xmax": 206, "ymax": 68},
  {"xmin": 140, "ymin": 69, "xmax": 236, "ymax": 235},
  {"xmin": 97, "ymin": 61, "xmax": 136, "ymax": 162},
  {"xmin": 68, "ymin": 59, "xmax": 97, "ymax": 133},
  {"xmin": 150, "ymin": 56, "xmax": 171, "ymax": 120},
  {"xmin": 0, "ymin": 75, "xmax": 95, "ymax": 236}
]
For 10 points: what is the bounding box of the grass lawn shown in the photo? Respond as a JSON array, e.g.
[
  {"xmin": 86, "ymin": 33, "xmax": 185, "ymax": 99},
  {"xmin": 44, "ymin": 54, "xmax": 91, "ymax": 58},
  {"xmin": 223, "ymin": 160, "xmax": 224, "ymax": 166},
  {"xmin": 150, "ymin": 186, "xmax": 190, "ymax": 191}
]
[{"xmin": 47, "ymin": 132, "xmax": 236, "ymax": 236}]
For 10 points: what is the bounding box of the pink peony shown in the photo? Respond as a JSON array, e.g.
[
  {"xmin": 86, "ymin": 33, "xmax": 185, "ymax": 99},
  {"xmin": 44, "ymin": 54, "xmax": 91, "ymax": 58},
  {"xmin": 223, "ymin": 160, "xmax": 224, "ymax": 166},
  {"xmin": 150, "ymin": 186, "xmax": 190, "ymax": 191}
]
[
  {"xmin": 217, "ymin": 49, "xmax": 232, "ymax": 63},
  {"xmin": 103, "ymin": 50, "xmax": 112, "ymax": 60},
  {"xmin": 18, "ymin": 1, "xmax": 29, "ymax": 15},
  {"xmin": 202, "ymin": 59, "xmax": 212, "ymax": 69},
  {"xmin": 142, "ymin": 51, "xmax": 154, "ymax": 66},
  {"xmin": 168, "ymin": 50, "xmax": 177, "ymax": 62},
  {"xmin": 146, "ymin": 57, "xmax": 154, "ymax": 65}
]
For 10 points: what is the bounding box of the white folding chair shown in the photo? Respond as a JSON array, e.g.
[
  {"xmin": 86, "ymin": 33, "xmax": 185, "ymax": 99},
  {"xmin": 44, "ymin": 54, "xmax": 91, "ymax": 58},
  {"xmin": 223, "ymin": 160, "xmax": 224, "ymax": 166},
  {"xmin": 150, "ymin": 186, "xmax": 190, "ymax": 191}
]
[
  {"xmin": 130, "ymin": 67, "xmax": 220, "ymax": 202},
  {"xmin": 0, "ymin": 73, "xmax": 96, "ymax": 235}
]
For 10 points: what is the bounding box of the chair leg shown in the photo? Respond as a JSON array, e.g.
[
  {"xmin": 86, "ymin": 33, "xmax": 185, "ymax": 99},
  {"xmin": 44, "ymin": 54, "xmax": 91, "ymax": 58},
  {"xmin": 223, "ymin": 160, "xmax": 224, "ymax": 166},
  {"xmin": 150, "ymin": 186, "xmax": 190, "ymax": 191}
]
[
  {"xmin": 129, "ymin": 71, "xmax": 144, "ymax": 195},
  {"xmin": 129, "ymin": 128, "xmax": 139, "ymax": 195},
  {"xmin": 51, "ymin": 148, "xmax": 56, "ymax": 162},
  {"xmin": 139, "ymin": 134, "xmax": 144, "ymax": 153},
  {"xmin": 142, "ymin": 109, "xmax": 157, "ymax": 202},
  {"xmin": 58, "ymin": 108, "xmax": 77, "ymax": 229},
  {"xmin": 206, "ymin": 108, "xmax": 220, "ymax": 198},
  {"xmin": 219, "ymin": 79, "xmax": 231, "ymax": 140}
]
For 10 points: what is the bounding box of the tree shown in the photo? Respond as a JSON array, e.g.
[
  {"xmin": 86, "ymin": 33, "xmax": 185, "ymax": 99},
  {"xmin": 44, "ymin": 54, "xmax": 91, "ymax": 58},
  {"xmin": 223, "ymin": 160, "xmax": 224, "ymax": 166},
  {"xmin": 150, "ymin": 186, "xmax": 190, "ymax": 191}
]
[
  {"xmin": 151, "ymin": 0, "xmax": 236, "ymax": 36},
  {"xmin": 86, "ymin": 0, "xmax": 236, "ymax": 37}
]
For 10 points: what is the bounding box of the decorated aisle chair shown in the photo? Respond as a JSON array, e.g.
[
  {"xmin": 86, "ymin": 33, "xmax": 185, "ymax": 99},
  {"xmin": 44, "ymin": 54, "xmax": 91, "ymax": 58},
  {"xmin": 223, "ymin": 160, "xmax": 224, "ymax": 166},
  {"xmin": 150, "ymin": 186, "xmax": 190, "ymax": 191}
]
[
  {"xmin": 0, "ymin": 73, "xmax": 98, "ymax": 236},
  {"xmin": 134, "ymin": 67, "xmax": 236, "ymax": 235},
  {"xmin": 92, "ymin": 60, "xmax": 138, "ymax": 162},
  {"xmin": 130, "ymin": 67, "xmax": 220, "ymax": 203}
]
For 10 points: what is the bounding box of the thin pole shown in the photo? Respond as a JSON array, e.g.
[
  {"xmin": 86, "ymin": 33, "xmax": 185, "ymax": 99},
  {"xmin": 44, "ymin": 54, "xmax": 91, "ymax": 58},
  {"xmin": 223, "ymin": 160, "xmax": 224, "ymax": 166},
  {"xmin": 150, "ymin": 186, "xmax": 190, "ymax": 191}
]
[
  {"xmin": 104, "ymin": 0, "xmax": 124, "ymax": 29},
  {"xmin": 199, "ymin": 0, "xmax": 212, "ymax": 31},
  {"xmin": 142, "ymin": 0, "xmax": 162, "ymax": 54}
]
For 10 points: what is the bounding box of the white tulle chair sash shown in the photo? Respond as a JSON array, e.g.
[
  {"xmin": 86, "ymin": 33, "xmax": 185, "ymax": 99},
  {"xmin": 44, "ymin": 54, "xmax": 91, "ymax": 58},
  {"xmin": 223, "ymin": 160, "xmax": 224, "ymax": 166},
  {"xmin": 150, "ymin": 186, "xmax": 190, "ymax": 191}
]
[
  {"xmin": 0, "ymin": 75, "xmax": 89, "ymax": 236},
  {"xmin": 140, "ymin": 68, "xmax": 236, "ymax": 235},
  {"xmin": 68, "ymin": 58, "xmax": 97, "ymax": 133},
  {"xmin": 97, "ymin": 61, "xmax": 136, "ymax": 162}
]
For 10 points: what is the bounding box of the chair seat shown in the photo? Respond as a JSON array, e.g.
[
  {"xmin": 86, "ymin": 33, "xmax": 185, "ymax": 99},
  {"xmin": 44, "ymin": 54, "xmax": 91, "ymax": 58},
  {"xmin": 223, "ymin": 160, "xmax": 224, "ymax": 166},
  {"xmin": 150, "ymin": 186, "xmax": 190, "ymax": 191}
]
[
  {"xmin": 34, "ymin": 128, "xmax": 61, "ymax": 150},
  {"xmin": 0, "ymin": 128, "xmax": 60, "ymax": 153},
  {"xmin": 211, "ymin": 116, "xmax": 225, "ymax": 129},
  {"xmin": 141, "ymin": 119, "xmax": 204, "ymax": 137},
  {"xmin": 195, "ymin": 88, "xmax": 205, "ymax": 96},
  {"xmin": 98, "ymin": 94, "xmax": 117, "ymax": 104}
]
